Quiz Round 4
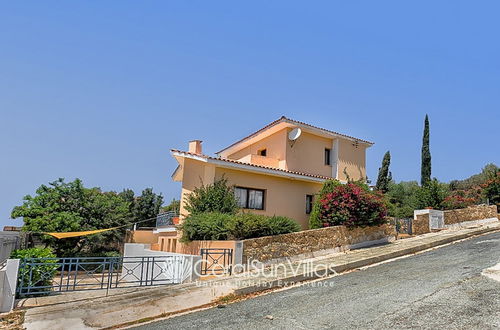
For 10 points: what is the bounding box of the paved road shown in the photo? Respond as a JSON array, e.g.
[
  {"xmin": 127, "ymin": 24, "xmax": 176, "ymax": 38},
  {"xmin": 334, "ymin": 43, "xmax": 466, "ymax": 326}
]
[{"xmin": 134, "ymin": 231, "xmax": 500, "ymax": 329}]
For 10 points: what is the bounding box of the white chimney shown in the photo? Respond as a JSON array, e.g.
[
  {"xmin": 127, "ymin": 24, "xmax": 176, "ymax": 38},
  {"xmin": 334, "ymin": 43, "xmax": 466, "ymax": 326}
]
[{"xmin": 188, "ymin": 140, "xmax": 203, "ymax": 154}]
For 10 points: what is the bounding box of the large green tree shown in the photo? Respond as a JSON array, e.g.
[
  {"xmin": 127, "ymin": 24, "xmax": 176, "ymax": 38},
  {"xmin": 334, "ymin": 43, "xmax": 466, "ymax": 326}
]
[
  {"xmin": 483, "ymin": 170, "xmax": 500, "ymax": 209},
  {"xmin": 375, "ymin": 151, "xmax": 392, "ymax": 193},
  {"xmin": 421, "ymin": 114, "xmax": 432, "ymax": 186},
  {"xmin": 119, "ymin": 188, "xmax": 164, "ymax": 227},
  {"xmin": 416, "ymin": 178, "xmax": 448, "ymax": 209},
  {"xmin": 133, "ymin": 188, "xmax": 164, "ymax": 227},
  {"xmin": 449, "ymin": 163, "xmax": 499, "ymax": 191},
  {"xmin": 386, "ymin": 181, "xmax": 420, "ymax": 218},
  {"xmin": 11, "ymin": 179, "xmax": 133, "ymax": 257},
  {"xmin": 162, "ymin": 198, "xmax": 180, "ymax": 213}
]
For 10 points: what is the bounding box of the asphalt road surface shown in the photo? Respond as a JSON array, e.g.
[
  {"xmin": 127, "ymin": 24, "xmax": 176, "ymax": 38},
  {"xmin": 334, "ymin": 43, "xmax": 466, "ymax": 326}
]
[{"xmin": 134, "ymin": 231, "xmax": 500, "ymax": 329}]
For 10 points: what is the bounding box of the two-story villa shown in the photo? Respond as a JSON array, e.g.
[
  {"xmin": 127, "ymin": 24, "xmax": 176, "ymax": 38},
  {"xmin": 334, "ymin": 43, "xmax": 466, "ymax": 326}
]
[{"xmin": 171, "ymin": 116, "xmax": 373, "ymax": 229}]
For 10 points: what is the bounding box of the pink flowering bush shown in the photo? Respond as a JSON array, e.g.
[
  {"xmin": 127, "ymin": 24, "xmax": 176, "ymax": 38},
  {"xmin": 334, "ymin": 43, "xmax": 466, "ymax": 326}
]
[{"xmin": 317, "ymin": 182, "xmax": 387, "ymax": 228}]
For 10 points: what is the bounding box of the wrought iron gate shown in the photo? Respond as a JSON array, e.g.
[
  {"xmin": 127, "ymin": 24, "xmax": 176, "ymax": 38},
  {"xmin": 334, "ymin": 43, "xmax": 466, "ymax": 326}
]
[
  {"xmin": 394, "ymin": 218, "xmax": 413, "ymax": 235},
  {"xmin": 200, "ymin": 248, "xmax": 233, "ymax": 276},
  {"xmin": 17, "ymin": 256, "xmax": 184, "ymax": 297}
]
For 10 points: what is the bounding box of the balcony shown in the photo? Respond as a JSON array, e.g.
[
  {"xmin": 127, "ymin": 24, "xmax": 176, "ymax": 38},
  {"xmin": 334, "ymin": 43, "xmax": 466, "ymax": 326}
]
[
  {"xmin": 154, "ymin": 211, "xmax": 179, "ymax": 233},
  {"xmin": 238, "ymin": 154, "xmax": 283, "ymax": 169}
]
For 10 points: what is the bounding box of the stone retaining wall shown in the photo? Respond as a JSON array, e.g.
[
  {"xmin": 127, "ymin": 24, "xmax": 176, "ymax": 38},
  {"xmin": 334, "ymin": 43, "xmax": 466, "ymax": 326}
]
[
  {"xmin": 412, "ymin": 213, "xmax": 430, "ymax": 235},
  {"xmin": 413, "ymin": 205, "xmax": 499, "ymax": 235},
  {"xmin": 241, "ymin": 224, "xmax": 395, "ymax": 264},
  {"xmin": 443, "ymin": 205, "xmax": 498, "ymax": 225}
]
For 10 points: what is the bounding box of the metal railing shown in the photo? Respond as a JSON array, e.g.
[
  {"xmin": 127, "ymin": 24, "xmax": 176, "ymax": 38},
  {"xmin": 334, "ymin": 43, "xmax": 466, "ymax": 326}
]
[
  {"xmin": 156, "ymin": 211, "xmax": 178, "ymax": 228},
  {"xmin": 200, "ymin": 248, "xmax": 233, "ymax": 276},
  {"xmin": 16, "ymin": 256, "xmax": 184, "ymax": 297},
  {"xmin": 392, "ymin": 218, "xmax": 413, "ymax": 235}
]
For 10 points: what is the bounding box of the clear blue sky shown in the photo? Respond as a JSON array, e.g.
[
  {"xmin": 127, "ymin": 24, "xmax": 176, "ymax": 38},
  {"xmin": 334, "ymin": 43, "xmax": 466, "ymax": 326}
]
[{"xmin": 1, "ymin": 1, "xmax": 499, "ymax": 228}]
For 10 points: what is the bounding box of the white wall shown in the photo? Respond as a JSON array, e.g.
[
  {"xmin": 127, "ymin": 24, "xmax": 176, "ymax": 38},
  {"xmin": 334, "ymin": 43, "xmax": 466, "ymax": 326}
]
[
  {"xmin": 0, "ymin": 259, "xmax": 20, "ymax": 312},
  {"xmin": 414, "ymin": 209, "xmax": 444, "ymax": 229}
]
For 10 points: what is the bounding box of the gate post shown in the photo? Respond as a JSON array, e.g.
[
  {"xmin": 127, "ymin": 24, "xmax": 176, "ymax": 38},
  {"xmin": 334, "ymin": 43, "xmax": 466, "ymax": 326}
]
[
  {"xmin": 0, "ymin": 259, "xmax": 20, "ymax": 312},
  {"xmin": 106, "ymin": 258, "xmax": 115, "ymax": 296}
]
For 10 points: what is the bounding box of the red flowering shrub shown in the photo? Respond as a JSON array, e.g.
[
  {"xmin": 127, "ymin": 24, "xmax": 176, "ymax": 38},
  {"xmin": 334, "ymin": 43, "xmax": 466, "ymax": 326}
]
[
  {"xmin": 482, "ymin": 170, "xmax": 500, "ymax": 208},
  {"xmin": 442, "ymin": 187, "xmax": 482, "ymax": 210},
  {"xmin": 318, "ymin": 183, "xmax": 387, "ymax": 228}
]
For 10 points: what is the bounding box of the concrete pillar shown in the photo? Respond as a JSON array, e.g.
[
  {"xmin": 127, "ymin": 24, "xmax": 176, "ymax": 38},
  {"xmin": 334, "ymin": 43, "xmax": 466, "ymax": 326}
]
[{"xmin": 0, "ymin": 259, "xmax": 20, "ymax": 312}]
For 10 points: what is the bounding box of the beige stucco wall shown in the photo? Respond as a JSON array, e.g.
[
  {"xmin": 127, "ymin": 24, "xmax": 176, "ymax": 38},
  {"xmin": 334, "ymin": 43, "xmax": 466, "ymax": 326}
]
[
  {"xmin": 223, "ymin": 127, "xmax": 367, "ymax": 181},
  {"xmin": 178, "ymin": 157, "xmax": 323, "ymax": 228},
  {"xmin": 227, "ymin": 129, "xmax": 287, "ymax": 163},
  {"xmin": 337, "ymin": 139, "xmax": 367, "ymax": 181},
  {"xmin": 177, "ymin": 128, "xmax": 369, "ymax": 227},
  {"xmin": 285, "ymin": 130, "xmax": 334, "ymax": 177},
  {"xmin": 179, "ymin": 158, "xmax": 216, "ymax": 217},
  {"xmin": 214, "ymin": 167, "xmax": 322, "ymax": 229}
]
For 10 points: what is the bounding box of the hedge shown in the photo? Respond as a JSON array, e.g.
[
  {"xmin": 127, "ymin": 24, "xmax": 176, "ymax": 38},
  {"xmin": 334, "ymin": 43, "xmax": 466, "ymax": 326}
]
[{"xmin": 179, "ymin": 212, "xmax": 300, "ymax": 241}]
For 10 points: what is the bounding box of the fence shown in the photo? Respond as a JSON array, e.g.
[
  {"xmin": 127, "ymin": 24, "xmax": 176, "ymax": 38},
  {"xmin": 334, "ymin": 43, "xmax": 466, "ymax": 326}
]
[
  {"xmin": 392, "ymin": 218, "xmax": 413, "ymax": 235},
  {"xmin": 16, "ymin": 255, "xmax": 188, "ymax": 297},
  {"xmin": 200, "ymin": 248, "xmax": 233, "ymax": 275},
  {"xmin": 156, "ymin": 211, "xmax": 178, "ymax": 228}
]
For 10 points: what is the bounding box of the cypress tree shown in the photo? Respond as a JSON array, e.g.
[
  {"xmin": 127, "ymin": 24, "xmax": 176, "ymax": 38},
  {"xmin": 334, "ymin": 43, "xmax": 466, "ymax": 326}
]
[
  {"xmin": 376, "ymin": 151, "xmax": 392, "ymax": 193},
  {"xmin": 421, "ymin": 114, "xmax": 432, "ymax": 186}
]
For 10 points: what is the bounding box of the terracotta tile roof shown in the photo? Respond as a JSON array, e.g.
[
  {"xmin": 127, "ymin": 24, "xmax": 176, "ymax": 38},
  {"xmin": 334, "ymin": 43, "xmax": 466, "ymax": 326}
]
[
  {"xmin": 284, "ymin": 117, "xmax": 374, "ymax": 145},
  {"xmin": 171, "ymin": 149, "xmax": 333, "ymax": 181},
  {"xmin": 216, "ymin": 116, "xmax": 373, "ymax": 155}
]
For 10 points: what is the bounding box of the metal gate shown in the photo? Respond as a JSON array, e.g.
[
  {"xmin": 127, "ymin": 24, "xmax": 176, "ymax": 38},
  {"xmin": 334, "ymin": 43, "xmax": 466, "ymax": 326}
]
[
  {"xmin": 200, "ymin": 248, "xmax": 233, "ymax": 276},
  {"xmin": 17, "ymin": 256, "xmax": 184, "ymax": 297},
  {"xmin": 394, "ymin": 218, "xmax": 413, "ymax": 235}
]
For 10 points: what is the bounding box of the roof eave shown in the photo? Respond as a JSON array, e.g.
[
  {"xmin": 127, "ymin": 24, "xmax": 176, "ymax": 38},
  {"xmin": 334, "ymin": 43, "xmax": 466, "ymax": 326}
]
[
  {"xmin": 171, "ymin": 149, "xmax": 334, "ymax": 183},
  {"xmin": 215, "ymin": 116, "xmax": 374, "ymax": 156}
]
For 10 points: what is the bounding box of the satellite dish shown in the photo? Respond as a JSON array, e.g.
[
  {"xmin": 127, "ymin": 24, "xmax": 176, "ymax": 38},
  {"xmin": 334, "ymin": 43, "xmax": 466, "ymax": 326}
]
[
  {"xmin": 288, "ymin": 128, "xmax": 302, "ymax": 147},
  {"xmin": 288, "ymin": 128, "xmax": 302, "ymax": 141}
]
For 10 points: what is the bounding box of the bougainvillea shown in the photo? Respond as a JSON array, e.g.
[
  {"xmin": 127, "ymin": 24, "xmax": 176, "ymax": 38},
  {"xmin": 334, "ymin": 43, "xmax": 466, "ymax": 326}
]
[
  {"xmin": 317, "ymin": 182, "xmax": 387, "ymax": 228},
  {"xmin": 442, "ymin": 187, "xmax": 482, "ymax": 210}
]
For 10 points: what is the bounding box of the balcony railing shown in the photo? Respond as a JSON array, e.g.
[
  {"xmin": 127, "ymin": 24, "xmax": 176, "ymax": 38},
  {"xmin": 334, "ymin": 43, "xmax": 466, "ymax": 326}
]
[{"xmin": 156, "ymin": 211, "xmax": 178, "ymax": 228}]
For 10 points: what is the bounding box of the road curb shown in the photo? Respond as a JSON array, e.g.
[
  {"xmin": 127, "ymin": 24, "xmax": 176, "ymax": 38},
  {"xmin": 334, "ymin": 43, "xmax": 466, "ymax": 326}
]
[
  {"xmin": 21, "ymin": 224, "xmax": 500, "ymax": 329},
  {"xmin": 234, "ymin": 225, "xmax": 500, "ymax": 296}
]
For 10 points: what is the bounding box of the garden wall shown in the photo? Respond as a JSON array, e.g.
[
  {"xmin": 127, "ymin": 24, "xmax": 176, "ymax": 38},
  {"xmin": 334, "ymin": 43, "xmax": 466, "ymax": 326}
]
[
  {"xmin": 443, "ymin": 205, "xmax": 498, "ymax": 226},
  {"xmin": 241, "ymin": 224, "xmax": 395, "ymax": 264},
  {"xmin": 125, "ymin": 229, "xmax": 159, "ymax": 245},
  {"xmin": 413, "ymin": 205, "xmax": 498, "ymax": 235},
  {"xmin": 412, "ymin": 213, "xmax": 430, "ymax": 235}
]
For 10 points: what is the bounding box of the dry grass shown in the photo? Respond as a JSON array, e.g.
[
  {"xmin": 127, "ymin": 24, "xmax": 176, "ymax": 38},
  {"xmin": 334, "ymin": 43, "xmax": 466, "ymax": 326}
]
[{"xmin": 0, "ymin": 310, "xmax": 25, "ymax": 330}]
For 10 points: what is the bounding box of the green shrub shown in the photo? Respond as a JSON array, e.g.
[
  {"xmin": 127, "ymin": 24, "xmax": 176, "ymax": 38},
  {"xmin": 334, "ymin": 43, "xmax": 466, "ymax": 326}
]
[
  {"xmin": 11, "ymin": 248, "xmax": 58, "ymax": 296},
  {"xmin": 267, "ymin": 216, "xmax": 301, "ymax": 235},
  {"xmin": 386, "ymin": 181, "xmax": 420, "ymax": 218},
  {"xmin": 184, "ymin": 178, "xmax": 238, "ymax": 215},
  {"xmin": 179, "ymin": 212, "xmax": 300, "ymax": 241},
  {"xmin": 415, "ymin": 178, "xmax": 448, "ymax": 209},
  {"xmin": 179, "ymin": 212, "xmax": 232, "ymax": 241}
]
